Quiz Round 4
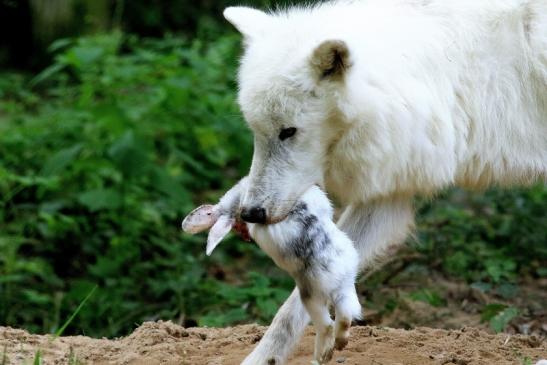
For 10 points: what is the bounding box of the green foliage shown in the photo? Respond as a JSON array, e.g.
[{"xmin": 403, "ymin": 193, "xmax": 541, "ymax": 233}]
[
  {"xmin": 481, "ymin": 303, "xmax": 508, "ymax": 322},
  {"xmin": 198, "ymin": 272, "xmax": 292, "ymax": 327},
  {"xmin": 55, "ymin": 285, "xmax": 97, "ymax": 337},
  {"xmin": 0, "ymin": 32, "xmax": 269, "ymax": 337},
  {"xmin": 481, "ymin": 304, "xmax": 519, "ymax": 333},
  {"xmin": 409, "ymin": 289, "xmax": 446, "ymax": 308},
  {"xmin": 489, "ymin": 307, "xmax": 519, "ymax": 333},
  {"xmin": 0, "ymin": 30, "xmax": 545, "ymax": 338},
  {"xmin": 416, "ymin": 187, "xmax": 547, "ymax": 284},
  {"xmin": 122, "ymin": 0, "xmax": 309, "ymax": 40}
]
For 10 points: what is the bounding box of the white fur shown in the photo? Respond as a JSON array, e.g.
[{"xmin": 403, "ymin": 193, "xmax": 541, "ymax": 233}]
[
  {"xmin": 232, "ymin": 0, "xmax": 546, "ymax": 218},
  {"xmin": 248, "ymin": 186, "xmax": 361, "ymax": 364},
  {"xmin": 182, "ymin": 181, "xmax": 361, "ymax": 364},
  {"xmin": 224, "ymin": 0, "xmax": 547, "ymax": 364}
]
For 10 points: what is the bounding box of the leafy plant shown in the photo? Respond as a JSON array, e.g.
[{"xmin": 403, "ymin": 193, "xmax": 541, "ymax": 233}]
[
  {"xmin": 409, "ymin": 289, "xmax": 446, "ymax": 307},
  {"xmin": 0, "ymin": 32, "xmax": 260, "ymax": 337},
  {"xmin": 481, "ymin": 304, "xmax": 519, "ymax": 333},
  {"xmin": 416, "ymin": 186, "xmax": 547, "ymax": 285},
  {"xmin": 489, "ymin": 307, "xmax": 519, "ymax": 333}
]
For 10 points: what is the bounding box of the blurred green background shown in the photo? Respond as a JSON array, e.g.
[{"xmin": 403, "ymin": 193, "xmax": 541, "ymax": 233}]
[{"xmin": 0, "ymin": 0, "xmax": 545, "ymax": 338}]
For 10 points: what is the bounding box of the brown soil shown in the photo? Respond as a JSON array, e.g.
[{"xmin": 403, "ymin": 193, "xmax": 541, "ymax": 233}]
[{"xmin": 1, "ymin": 321, "xmax": 545, "ymax": 365}]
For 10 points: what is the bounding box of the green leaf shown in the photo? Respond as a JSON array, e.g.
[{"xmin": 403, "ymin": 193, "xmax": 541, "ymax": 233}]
[
  {"xmin": 199, "ymin": 308, "xmax": 248, "ymax": 327},
  {"xmin": 409, "ymin": 289, "xmax": 445, "ymax": 307},
  {"xmin": 489, "ymin": 306, "xmax": 518, "ymax": 333},
  {"xmin": 78, "ymin": 189, "xmax": 122, "ymax": 211},
  {"xmin": 108, "ymin": 131, "xmax": 149, "ymax": 177},
  {"xmin": 47, "ymin": 38, "xmax": 72, "ymax": 53},
  {"xmin": 495, "ymin": 283, "xmax": 519, "ymax": 299},
  {"xmin": 470, "ymin": 281, "xmax": 492, "ymax": 293},
  {"xmin": 22, "ymin": 289, "xmax": 51, "ymax": 305},
  {"xmin": 150, "ymin": 167, "xmax": 188, "ymax": 205},
  {"xmin": 484, "ymin": 258, "xmax": 516, "ymax": 283},
  {"xmin": 29, "ymin": 63, "xmax": 66, "ymax": 87},
  {"xmin": 444, "ymin": 251, "xmax": 470, "ymax": 275},
  {"xmin": 41, "ymin": 144, "xmax": 82, "ymax": 176},
  {"xmin": 256, "ymin": 297, "xmax": 280, "ymax": 319},
  {"xmin": 69, "ymin": 46, "xmax": 104, "ymax": 68},
  {"xmin": 481, "ymin": 303, "xmax": 507, "ymax": 322}
]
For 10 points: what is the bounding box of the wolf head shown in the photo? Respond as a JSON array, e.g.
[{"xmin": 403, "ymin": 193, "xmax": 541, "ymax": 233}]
[{"xmin": 224, "ymin": 6, "xmax": 352, "ymax": 223}]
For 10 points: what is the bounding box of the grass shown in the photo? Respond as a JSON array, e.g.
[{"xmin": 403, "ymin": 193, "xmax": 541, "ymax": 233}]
[
  {"xmin": 32, "ymin": 350, "xmax": 41, "ymax": 365},
  {"xmin": 1, "ymin": 345, "xmax": 7, "ymax": 365},
  {"xmin": 27, "ymin": 285, "xmax": 97, "ymax": 365},
  {"xmin": 68, "ymin": 347, "xmax": 82, "ymax": 365},
  {"xmin": 54, "ymin": 285, "xmax": 98, "ymax": 338}
]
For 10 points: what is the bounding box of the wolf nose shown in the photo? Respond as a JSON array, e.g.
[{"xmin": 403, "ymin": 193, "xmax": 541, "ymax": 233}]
[{"xmin": 240, "ymin": 206, "xmax": 267, "ymax": 224}]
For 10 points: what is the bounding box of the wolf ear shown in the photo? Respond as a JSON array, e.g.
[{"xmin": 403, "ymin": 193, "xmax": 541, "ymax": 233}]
[
  {"xmin": 206, "ymin": 215, "xmax": 234, "ymax": 256},
  {"xmin": 223, "ymin": 7, "xmax": 272, "ymax": 39},
  {"xmin": 310, "ymin": 40, "xmax": 351, "ymax": 80}
]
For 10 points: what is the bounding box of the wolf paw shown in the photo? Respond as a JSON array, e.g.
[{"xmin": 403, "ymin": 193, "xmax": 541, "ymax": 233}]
[
  {"xmin": 319, "ymin": 345, "xmax": 335, "ymax": 363},
  {"xmin": 241, "ymin": 354, "xmax": 283, "ymax": 365},
  {"xmin": 334, "ymin": 336, "xmax": 348, "ymax": 351}
]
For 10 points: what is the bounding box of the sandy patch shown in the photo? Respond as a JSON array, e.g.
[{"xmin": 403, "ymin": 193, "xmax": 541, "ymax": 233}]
[{"xmin": 1, "ymin": 321, "xmax": 546, "ymax": 364}]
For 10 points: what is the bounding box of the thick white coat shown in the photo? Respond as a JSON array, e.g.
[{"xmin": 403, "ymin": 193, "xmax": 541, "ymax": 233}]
[
  {"xmin": 248, "ymin": 186, "xmax": 361, "ymax": 364},
  {"xmin": 229, "ymin": 0, "xmax": 546, "ymax": 216},
  {"xmin": 223, "ymin": 1, "xmax": 547, "ymax": 364},
  {"xmin": 182, "ymin": 182, "xmax": 361, "ymax": 364}
]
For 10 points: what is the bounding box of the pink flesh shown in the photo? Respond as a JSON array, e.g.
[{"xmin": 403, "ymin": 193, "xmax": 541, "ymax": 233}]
[{"xmin": 181, "ymin": 205, "xmax": 217, "ymax": 234}]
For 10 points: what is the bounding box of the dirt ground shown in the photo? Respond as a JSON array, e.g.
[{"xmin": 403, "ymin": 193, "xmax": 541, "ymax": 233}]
[{"xmin": 1, "ymin": 321, "xmax": 545, "ymax": 365}]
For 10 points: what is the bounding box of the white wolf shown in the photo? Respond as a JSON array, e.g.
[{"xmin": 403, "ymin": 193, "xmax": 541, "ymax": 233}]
[{"xmin": 223, "ymin": 0, "xmax": 547, "ymax": 363}]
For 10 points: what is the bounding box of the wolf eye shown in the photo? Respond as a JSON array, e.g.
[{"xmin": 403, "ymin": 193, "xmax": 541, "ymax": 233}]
[{"xmin": 279, "ymin": 127, "xmax": 297, "ymax": 141}]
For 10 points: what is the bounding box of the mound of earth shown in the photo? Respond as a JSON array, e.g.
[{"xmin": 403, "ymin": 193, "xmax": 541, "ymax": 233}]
[{"xmin": 1, "ymin": 321, "xmax": 545, "ymax": 365}]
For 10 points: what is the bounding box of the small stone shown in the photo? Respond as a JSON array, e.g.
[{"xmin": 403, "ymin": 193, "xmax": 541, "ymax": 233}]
[{"xmin": 336, "ymin": 357, "xmax": 346, "ymax": 363}]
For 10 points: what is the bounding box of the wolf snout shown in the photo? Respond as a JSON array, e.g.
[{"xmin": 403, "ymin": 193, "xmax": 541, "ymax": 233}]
[{"xmin": 240, "ymin": 206, "xmax": 267, "ymax": 224}]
